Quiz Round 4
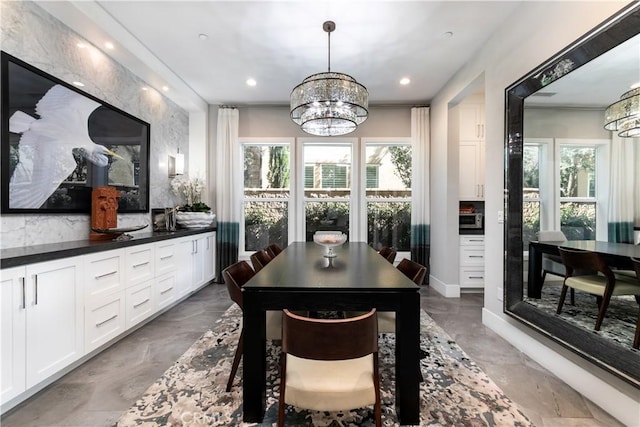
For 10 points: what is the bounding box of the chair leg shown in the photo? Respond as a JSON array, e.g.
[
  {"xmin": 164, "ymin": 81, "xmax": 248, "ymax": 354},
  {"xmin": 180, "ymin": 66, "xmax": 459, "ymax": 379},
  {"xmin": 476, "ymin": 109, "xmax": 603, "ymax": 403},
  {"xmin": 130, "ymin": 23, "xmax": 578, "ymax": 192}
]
[
  {"xmin": 570, "ymin": 288, "xmax": 575, "ymax": 305},
  {"xmin": 556, "ymin": 285, "xmax": 569, "ymax": 314},
  {"xmin": 278, "ymin": 355, "xmax": 287, "ymax": 427},
  {"xmin": 594, "ymin": 287, "xmax": 614, "ymax": 331},
  {"xmin": 226, "ymin": 328, "xmax": 243, "ymax": 392},
  {"xmin": 634, "ymin": 309, "xmax": 640, "ymax": 350}
]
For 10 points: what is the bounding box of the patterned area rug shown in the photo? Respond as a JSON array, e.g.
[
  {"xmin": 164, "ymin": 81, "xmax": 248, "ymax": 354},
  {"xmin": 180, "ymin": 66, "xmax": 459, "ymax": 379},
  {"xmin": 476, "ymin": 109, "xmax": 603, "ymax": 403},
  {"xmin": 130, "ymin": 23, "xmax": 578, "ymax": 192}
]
[
  {"xmin": 115, "ymin": 306, "xmax": 533, "ymax": 426},
  {"xmin": 524, "ymin": 282, "xmax": 639, "ymax": 350}
]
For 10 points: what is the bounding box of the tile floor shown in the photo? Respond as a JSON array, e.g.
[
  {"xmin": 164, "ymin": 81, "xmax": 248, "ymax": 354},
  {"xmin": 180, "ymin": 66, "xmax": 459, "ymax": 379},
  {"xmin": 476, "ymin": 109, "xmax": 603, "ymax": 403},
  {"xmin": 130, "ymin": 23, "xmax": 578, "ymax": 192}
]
[{"xmin": 1, "ymin": 284, "xmax": 624, "ymax": 427}]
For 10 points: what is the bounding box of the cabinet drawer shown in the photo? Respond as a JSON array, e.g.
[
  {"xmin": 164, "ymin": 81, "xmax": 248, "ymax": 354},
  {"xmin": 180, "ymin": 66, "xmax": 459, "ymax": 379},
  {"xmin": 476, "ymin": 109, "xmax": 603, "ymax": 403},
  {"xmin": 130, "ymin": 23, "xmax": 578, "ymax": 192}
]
[
  {"xmin": 460, "ymin": 247, "xmax": 485, "ymax": 266},
  {"xmin": 85, "ymin": 292, "xmax": 125, "ymax": 353},
  {"xmin": 155, "ymin": 241, "xmax": 177, "ymax": 276},
  {"xmin": 125, "ymin": 245, "xmax": 154, "ymax": 287},
  {"xmin": 460, "ymin": 267, "xmax": 485, "ymax": 287},
  {"xmin": 460, "ymin": 235, "xmax": 485, "ymax": 246},
  {"xmin": 84, "ymin": 250, "xmax": 124, "ymax": 300},
  {"xmin": 126, "ymin": 280, "xmax": 154, "ymax": 328},
  {"xmin": 155, "ymin": 273, "xmax": 177, "ymax": 310}
]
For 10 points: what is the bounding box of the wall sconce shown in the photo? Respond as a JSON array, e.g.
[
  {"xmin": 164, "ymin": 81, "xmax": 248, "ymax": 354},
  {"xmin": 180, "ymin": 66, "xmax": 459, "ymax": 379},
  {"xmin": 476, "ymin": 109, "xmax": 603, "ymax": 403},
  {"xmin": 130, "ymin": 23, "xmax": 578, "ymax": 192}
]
[{"xmin": 168, "ymin": 149, "xmax": 185, "ymax": 177}]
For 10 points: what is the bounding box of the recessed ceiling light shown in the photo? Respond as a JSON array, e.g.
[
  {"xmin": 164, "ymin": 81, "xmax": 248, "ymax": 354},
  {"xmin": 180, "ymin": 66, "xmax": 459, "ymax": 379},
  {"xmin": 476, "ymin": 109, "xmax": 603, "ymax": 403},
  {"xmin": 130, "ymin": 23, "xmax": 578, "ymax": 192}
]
[
  {"xmin": 162, "ymin": 86, "xmax": 169, "ymax": 92},
  {"xmin": 72, "ymin": 81, "xmax": 85, "ymax": 87},
  {"xmin": 142, "ymin": 87, "xmax": 148, "ymax": 91},
  {"xmin": 246, "ymin": 78, "xmax": 257, "ymax": 87},
  {"xmin": 199, "ymin": 33, "xmax": 209, "ymax": 40},
  {"xmin": 400, "ymin": 77, "xmax": 411, "ymax": 85},
  {"xmin": 77, "ymin": 42, "xmax": 87, "ymax": 49},
  {"xmin": 631, "ymin": 82, "xmax": 640, "ymax": 89},
  {"xmin": 441, "ymin": 31, "xmax": 454, "ymax": 39},
  {"xmin": 105, "ymin": 42, "xmax": 114, "ymax": 50}
]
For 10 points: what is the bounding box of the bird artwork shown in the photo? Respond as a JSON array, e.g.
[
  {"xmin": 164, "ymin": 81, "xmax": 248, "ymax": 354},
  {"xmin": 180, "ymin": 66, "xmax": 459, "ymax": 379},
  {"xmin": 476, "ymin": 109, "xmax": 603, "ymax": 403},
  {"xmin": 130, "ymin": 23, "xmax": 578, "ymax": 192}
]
[{"xmin": 8, "ymin": 84, "xmax": 122, "ymax": 209}]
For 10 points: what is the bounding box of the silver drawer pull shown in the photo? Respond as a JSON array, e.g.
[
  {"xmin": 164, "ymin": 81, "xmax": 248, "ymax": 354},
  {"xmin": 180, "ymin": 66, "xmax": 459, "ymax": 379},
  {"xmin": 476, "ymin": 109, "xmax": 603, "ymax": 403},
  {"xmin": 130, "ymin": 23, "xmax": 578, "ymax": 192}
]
[
  {"xmin": 160, "ymin": 255, "xmax": 173, "ymax": 260},
  {"xmin": 133, "ymin": 261, "xmax": 150, "ymax": 268},
  {"xmin": 21, "ymin": 277, "xmax": 26, "ymax": 309},
  {"xmin": 160, "ymin": 287, "xmax": 173, "ymax": 295},
  {"xmin": 468, "ymin": 239, "xmax": 483, "ymax": 242},
  {"xmin": 469, "ymin": 276, "xmax": 484, "ymax": 279},
  {"xmin": 133, "ymin": 298, "xmax": 151, "ymax": 308},
  {"xmin": 96, "ymin": 314, "xmax": 118, "ymax": 327},
  {"xmin": 95, "ymin": 270, "xmax": 117, "ymax": 279},
  {"xmin": 469, "ymin": 255, "xmax": 484, "ymax": 258}
]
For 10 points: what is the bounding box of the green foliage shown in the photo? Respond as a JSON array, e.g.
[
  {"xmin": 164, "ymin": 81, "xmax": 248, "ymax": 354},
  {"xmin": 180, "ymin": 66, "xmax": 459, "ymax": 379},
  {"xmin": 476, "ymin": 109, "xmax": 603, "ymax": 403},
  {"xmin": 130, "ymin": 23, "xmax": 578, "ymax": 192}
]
[
  {"xmin": 179, "ymin": 202, "xmax": 211, "ymax": 213},
  {"xmin": 367, "ymin": 202, "xmax": 411, "ymax": 250},
  {"xmin": 267, "ymin": 146, "xmax": 290, "ymax": 188},
  {"xmin": 388, "ymin": 146, "xmax": 412, "ymax": 187},
  {"xmin": 560, "ymin": 202, "xmax": 595, "ymax": 239},
  {"xmin": 560, "ymin": 147, "xmax": 595, "ymax": 197},
  {"xmin": 244, "ymin": 201, "xmax": 288, "ymax": 251}
]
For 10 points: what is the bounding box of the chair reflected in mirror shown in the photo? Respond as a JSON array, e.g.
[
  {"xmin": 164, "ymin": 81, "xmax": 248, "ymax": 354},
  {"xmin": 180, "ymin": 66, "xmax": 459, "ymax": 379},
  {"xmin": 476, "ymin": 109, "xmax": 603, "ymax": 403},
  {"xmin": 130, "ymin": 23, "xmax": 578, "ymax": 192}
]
[
  {"xmin": 250, "ymin": 249, "xmax": 272, "ymax": 272},
  {"xmin": 378, "ymin": 246, "xmax": 397, "ymax": 263},
  {"xmin": 266, "ymin": 243, "xmax": 283, "ymax": 258}
]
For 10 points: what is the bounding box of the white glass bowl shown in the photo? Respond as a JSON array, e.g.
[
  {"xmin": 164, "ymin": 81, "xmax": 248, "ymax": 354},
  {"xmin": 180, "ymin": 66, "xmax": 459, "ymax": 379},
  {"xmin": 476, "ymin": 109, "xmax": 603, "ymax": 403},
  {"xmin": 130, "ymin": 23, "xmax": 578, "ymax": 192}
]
[
  {"xmin": 313, "ymin": 232, "xmax": 347, "ymax": 258},
  {"xmin": 175, "ymin": 212, "xmax": 216, "ymax": 229}
]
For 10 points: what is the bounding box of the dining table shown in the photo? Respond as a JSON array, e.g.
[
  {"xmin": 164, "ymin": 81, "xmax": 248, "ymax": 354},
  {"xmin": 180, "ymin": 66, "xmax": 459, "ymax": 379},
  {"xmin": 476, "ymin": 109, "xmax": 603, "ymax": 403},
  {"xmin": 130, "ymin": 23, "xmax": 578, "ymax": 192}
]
[
  {"xmin": 241, "ymin": 241, "xmax": 421, "ymax": 425},
  {"xmin": 527, "ymin": 239, "xmax": 640, "ymax": 298}
]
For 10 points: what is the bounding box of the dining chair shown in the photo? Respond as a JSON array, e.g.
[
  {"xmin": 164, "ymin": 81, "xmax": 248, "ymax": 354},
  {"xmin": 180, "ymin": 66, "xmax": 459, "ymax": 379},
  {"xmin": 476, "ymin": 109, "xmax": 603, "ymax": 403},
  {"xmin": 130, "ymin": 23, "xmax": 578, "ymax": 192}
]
[
  {"xmin": 631, "ymin": 257, "xmax": 640, "ymax": 349},
  {"xmin": 536, "ymin": 230, "xmax": 567, "ymax": 285},
  {"xmin": 277, "ymin": 309, "xmax": 382, "ymax": 427},
  {"xmin": 378, "ymin": 246, "xmax": 397, "ymax": 263},
  {"xmin": 222, "ymin": 260, "xmax": 282, "ymax": 392},
  {"xmin": 557, "ymin": 248, "xmax": 640, "ymax": 331},
  {"xmin": 266, "ymin": 243, "xmax": 283, "ymax": 258},
  {"xmin": 250, "ymin": 249, "xmax": 272, "ymax": 272}
]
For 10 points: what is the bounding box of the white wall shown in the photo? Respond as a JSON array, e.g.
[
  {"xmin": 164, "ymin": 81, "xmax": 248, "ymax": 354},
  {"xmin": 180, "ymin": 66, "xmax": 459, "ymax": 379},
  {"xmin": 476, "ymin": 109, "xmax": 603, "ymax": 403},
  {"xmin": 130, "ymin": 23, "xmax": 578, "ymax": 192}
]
[
  {"xmin": 429, "ymin": 2, "xmax": 639, "ymax": 424},
  {"xmin": 0, "ymin": 1, "xmax": 190, "ymax": 249}
]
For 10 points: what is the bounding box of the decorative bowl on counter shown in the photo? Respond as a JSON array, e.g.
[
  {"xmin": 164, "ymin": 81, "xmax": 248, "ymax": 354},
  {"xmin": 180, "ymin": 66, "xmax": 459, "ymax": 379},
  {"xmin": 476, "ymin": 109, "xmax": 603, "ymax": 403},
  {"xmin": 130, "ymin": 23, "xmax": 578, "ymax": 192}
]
[
  {"xmin": 175, "ymin": 211, "xmax": 216, "ymax": 229},
  {"xmin": 313, "ymin": 231, "xmax": 347, "ymax": 259}
]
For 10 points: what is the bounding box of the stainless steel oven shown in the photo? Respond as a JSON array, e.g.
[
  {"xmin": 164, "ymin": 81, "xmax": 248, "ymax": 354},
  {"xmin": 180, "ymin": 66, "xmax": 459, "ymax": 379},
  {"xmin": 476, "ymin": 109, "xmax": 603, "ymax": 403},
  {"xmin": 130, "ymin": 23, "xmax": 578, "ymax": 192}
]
[{"xmin": 459, "ymin": 213, "xmax": 483, "ymax": 229}]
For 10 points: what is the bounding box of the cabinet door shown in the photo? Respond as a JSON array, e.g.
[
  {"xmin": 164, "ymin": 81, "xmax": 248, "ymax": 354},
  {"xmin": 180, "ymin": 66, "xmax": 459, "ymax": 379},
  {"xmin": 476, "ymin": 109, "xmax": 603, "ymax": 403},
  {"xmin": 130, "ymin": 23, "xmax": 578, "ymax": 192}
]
[
  {"xmin": 84, "ymin": 249, "xmax": 124, "ymax": 303},
  {"xmin": 85, "ymin": 291, "xmax": 126, "ymax": 353},
  {"xmin": 1, "ymin": 267, "xmax": 27, "ymax": 404},
  {"xmin": 175, "ymin": 238, "xmax": 194, "ymax": 299},
  {"xmin": 459, "ymin": 103, "xmax": 484, "ymax": 140},
  {"xmin": 155, "ymin": 240, "xmax": 177, "ymax": 277},
  {"xmin": 459, "ymin": 141, "xmax": 483, "ymax": 200},
  {"xmin": 192, "ymin": 236, "xmax": 206, "ymax": 288},
  {"xmin": 203, "ymin": 232, "xmax": 216, "ymax": 283},
  {"xmin": 126, "ymin": 279, "xmax": 154, "ymax": 328},
  {"xmin": 25, "ymin": 258, "xmax": 83, "ymax": 388},
  {"xmin": 155, "ymin": 272, "xmax": 177, "ymax": 310},
  {"xmin": 125, "ymin": 244, "xmax": 155, "ymax": 287}
]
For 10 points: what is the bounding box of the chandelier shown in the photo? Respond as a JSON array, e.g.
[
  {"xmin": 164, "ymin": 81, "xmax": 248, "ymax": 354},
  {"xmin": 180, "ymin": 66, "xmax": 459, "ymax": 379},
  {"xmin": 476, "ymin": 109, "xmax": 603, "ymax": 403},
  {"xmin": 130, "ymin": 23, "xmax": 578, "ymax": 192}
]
[
  {"xmin": 604, "ymin": 86, "xmax": 640, "ymax": 137},
  {"xmin": 290, "ymin": 21, "xmax": 369, "ymax": 137}
]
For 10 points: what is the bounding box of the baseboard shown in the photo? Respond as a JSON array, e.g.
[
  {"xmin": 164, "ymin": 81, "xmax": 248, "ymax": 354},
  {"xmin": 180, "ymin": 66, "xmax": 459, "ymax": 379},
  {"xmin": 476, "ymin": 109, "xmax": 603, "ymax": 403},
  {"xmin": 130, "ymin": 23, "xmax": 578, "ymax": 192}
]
[
  {"xmin": 428, "ymin": 275, "xmax": 460, "ymax": 298},
  {"xmin": 482, "ymin": 308, "xmax": 640, "ymax": 427}
]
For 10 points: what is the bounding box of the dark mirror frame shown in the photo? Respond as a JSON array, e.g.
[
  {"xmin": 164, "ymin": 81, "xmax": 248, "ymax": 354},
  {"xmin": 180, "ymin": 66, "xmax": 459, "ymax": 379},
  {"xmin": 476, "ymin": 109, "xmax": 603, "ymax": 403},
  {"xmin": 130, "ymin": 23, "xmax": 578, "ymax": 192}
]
[{"xmin": 504, "ymin": 4, "xmax": 640, "ymax": 388}]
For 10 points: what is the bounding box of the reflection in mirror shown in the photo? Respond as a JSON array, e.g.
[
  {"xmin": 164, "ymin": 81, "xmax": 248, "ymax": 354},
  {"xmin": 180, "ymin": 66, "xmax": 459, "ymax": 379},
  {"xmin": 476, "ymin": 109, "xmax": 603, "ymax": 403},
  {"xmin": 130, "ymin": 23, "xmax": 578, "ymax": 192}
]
[{"xmin": 505, "ymin": 4, "xmax": 640, "ymax": 388}]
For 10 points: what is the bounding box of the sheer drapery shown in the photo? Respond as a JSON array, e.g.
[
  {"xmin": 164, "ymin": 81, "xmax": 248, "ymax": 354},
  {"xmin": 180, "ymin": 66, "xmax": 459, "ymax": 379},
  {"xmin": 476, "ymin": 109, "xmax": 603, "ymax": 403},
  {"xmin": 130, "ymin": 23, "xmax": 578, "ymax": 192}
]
[
  {"xmin": 607, "ymin": 135, "xmax": 638, "ymax": 243},
  {"xmin": 215, "ymin": 107, "xmax": 241, "ymax": 280},
  {"xmin": 410, "ymin": 107, "xmax": 430, "ymax": 280}
]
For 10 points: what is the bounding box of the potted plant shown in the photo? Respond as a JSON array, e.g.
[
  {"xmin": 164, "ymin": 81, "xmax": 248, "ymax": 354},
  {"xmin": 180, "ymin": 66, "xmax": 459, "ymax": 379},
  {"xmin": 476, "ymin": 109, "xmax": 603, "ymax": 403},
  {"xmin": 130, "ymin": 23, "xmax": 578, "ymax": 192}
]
[{"xmin": 171, "ymin": 176, "xmax": 215, "ymax": 228}]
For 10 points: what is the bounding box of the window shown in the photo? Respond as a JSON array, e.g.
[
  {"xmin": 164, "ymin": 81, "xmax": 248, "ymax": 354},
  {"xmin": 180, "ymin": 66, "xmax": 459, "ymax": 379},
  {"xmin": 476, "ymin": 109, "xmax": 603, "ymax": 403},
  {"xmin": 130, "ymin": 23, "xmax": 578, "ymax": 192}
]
[
  {"xmin": 559, "ymin": 145, "xmax": 597, "ymax": 240},
  {"xmin": 364, "ymin": 141, "xmax": 412, "ymax": 251},
  {"xmin": 523, "ymin": 145, "xmax": 541, "ymax": 246},
  {"xmin": 242, "ymin": 141, "xmax": 291, "ymax": 252}
]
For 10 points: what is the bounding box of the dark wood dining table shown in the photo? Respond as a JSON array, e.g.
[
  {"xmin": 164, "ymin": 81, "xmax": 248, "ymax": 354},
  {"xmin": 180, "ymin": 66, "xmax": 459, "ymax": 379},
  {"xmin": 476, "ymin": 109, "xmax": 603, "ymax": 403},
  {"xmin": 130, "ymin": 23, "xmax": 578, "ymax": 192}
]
[
  {"xmin": 528, "ymin": 240, "xmax": 640, "ymax": 298},
  {"xmin": 241, "ymin": 241, "xmax": 421, "ymax": 424}
]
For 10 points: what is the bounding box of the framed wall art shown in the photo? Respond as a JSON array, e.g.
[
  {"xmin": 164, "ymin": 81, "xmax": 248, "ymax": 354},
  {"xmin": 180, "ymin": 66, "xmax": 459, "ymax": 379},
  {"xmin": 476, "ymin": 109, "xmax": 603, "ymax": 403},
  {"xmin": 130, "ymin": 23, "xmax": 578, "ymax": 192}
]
[{"xmin": 1, "ymin": 52, "xmax": 150, "ymax": 214}]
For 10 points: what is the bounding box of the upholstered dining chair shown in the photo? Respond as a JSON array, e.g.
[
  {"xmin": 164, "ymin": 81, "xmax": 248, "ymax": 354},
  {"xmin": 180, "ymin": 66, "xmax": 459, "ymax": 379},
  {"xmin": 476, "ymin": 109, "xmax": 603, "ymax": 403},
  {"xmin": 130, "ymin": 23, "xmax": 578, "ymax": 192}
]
[
  {"xmin": 378, "ymin": 246, "xmax": 397, "ymax": 264},
  {"xmin": 375, "ymin": 258, "xmax": 427, "ymax": 334},
  {"xmin": 536, "ymin": 230, "xmax": 568, "ymax": 285},
  {"xmin": 631, "ymin": 257, "xmax": 640, "ymax": 349},
  {"xmin": 277, "ymin": 309, "xmax": 382, "ymax": 427},
  {"xmin": 557, "ymin": 248, "xmax": 640, "ymax": 331},
  {"xmin": 266, "ymin": 243, "xmax": 283, "ymax": 258},
  {"xmin": 222, "ymin": 260, "xmax": 282, "ymax": 392},
  {"xmin": 250, "ymin": 249, "xmax": 272, "ymax": 272}
]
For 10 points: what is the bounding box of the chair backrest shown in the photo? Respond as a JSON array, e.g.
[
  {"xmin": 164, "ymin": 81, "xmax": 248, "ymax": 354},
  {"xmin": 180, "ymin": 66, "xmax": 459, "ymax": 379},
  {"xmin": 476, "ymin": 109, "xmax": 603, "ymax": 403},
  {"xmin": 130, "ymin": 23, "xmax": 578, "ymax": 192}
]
[
  {"xmin": 632, "ymin": 257, "xmax": 640, "ymax": 281},
  {"xmin": 558, "ymin": 248, "xmax": 613, "ymax": 281},
  {"xmin": 266, "ymin": 243, "xmax": 283, "ymax": 258},
  {"xmin": 378, "ymin": 246, "xmax": 397, "ymax": 263},
  {"xmin": 397, "ymin": 258, "xmax": 427, "ymax": 285},
  {"xmin": 222, "ymin": 260, "xmax": 255, "ymax": 310},
  {"xmin": 250, "ymin": 250, "xmax": 273, "ymax": 272},
  {"xmin": 537, "ymin": 230, "xmax": 567, "ymax": 242},
  {"xmin": 281, "ymin": 309, "xmax": 378, "ymax": 360}
]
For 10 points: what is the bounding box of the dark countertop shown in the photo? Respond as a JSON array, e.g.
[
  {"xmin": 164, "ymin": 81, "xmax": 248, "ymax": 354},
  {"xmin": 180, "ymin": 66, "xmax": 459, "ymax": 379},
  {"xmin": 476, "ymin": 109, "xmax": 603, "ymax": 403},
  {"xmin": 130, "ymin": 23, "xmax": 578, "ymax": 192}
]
[
  {"xmin": 459, "ymin": 229, "xmax": 485, "ymax": 235},
  {"xmin": 1, "ymin": 226, "xmax": 216, "ymax": 269}
]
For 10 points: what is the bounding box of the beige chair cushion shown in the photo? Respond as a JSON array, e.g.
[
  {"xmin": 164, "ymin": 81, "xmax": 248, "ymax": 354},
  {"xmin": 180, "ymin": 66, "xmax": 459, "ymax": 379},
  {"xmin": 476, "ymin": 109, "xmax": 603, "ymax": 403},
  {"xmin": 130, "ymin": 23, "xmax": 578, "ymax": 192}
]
[
  {"xmin": 284, "ymin": 354, "xmax": 376, "ymax": 412},
  {"xmin": 614, "ymin": 270, "xmax": 638, "ymax": 281},
  {"xmin": 566, "ymin": 275, "xmax": 640, "ymax": 296}
]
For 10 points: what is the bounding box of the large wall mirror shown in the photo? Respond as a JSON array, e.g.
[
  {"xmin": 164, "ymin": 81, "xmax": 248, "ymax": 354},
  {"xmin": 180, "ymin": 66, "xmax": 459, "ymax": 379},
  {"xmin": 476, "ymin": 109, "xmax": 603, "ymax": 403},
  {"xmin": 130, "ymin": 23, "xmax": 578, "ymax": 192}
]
[{"xmin": 505, "ymin": 4, "xmax": 640, "ymax": 387}]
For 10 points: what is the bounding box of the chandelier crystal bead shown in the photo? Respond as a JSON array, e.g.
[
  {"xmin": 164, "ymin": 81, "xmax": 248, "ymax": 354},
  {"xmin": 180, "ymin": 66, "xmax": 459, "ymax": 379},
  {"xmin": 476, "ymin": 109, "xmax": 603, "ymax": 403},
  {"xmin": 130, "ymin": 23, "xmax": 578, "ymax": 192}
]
[
  {"xmin": 290, "ymin": 21, "xmax": 368, "ymax": 137},
  {"xmin": 604, "ymin": 87, "xmax": 640, "ymax": 138}
]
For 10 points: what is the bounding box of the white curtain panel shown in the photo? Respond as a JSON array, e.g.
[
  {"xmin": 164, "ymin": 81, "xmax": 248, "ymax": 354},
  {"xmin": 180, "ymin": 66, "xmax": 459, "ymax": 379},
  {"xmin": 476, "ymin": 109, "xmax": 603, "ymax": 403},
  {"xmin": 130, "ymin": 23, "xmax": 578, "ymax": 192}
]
[
  {"xmin": 215, "ymin": 107, "xmax": 241, "ymax": 278},
  {"xmin": 635, "ymin": 139, "xmax": 640, "ymax": 228},
  {"xmin": 607, "ymin": 134, "xmax": 636, "ymax": 243},
  {"xmin": 410, "ymin": 107, "xmax": 430, "ymax": 269}
]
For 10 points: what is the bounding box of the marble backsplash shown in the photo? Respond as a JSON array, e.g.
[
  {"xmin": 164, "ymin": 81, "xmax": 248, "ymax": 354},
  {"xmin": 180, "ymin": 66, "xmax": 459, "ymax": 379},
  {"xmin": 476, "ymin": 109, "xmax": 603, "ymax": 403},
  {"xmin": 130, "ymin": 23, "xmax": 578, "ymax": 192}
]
[{"xmin": 0, "ymin": 1, "xmax": 189, "ymax": 249}]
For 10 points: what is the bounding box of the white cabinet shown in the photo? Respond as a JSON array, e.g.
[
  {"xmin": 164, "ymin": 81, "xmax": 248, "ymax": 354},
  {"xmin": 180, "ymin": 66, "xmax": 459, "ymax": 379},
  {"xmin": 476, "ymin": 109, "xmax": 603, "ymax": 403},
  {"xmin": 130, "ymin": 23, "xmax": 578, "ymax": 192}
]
[
  {"xmin": 155, "ymin": 272, "xmax": 177, "ymax": 310},
  {"xmin": 155, "ymin": 240, "xmax": 178, "ymax": 277},
  {"xmin": 174, "ymin": 232, "xmax": 216, "ymax": 298},
  {"xmin": 175, "ymin": 238, "xmax": 195, "ymax": 298},
  {"xmin": 24, "ymin": 258, "xmax": 84, "ymax": 388},
  {"xmin": 459, "ymin": 100, "xmax": 485, "ymax": 201},
  {"xmin": 203, "ymin": 232, "xmax": 216, "ymax": 283},
  {"xmin": 125, "ymin": 245, "xmax": 154, "ymax": 287},
  {"xmin": 126, "ymin": 279, "xmax": 155, "ymax": 328},
  {"xmin": 84, "ymin": 249, "xmax": 125, "ymax": 302},
  {"xmin": 85, "ymin": 291, "xmax": 126, "ymax": 353},
  {"xmin": 459, "ymin": 236, "xmax": 485, "ymax": 289},
  {"xmin": 1, "ymin": 267, "xmax": 27, "ymax": 403}
]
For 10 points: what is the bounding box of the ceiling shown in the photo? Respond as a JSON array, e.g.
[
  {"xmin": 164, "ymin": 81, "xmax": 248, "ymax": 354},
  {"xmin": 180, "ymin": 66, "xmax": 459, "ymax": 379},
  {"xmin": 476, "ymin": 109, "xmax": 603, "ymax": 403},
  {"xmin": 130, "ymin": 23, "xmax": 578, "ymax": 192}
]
[{"xmin": 38, "ymin": 1, "xmax": 524, "ymax": 111}]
